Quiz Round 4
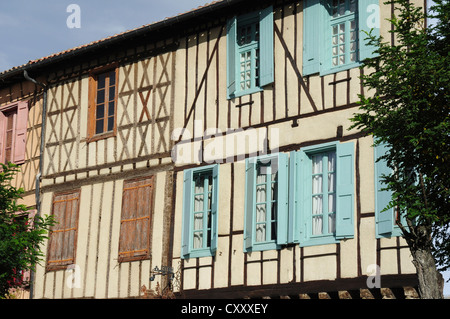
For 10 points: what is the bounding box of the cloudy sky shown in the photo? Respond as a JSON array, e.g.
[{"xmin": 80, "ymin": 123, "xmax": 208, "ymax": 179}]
[{"xmin": 0, "ymin": 0, "xmax": 209, "ymax": 72}]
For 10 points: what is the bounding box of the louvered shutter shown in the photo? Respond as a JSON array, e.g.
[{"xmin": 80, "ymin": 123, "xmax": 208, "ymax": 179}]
[
  {"xmin": 259, "ymin": 6, "xmax": 274, "ymax": 87},
  {"xmin": 288, "ymin": 151, "xmax": 300, "ymax": 244},
  {"xmin": 276, "ymin": 153, "xmax": 289, "ymax": 245},
  {"xmin": 210, "ymin": 165, "xmax": 220, "ymax": 254},
  {"xmin": 47, "ymin": 191, "xmax": 80, "ymax": 271},
  {"xmin": 118, "ymin": 177, "xmax": 153, "ymax": 262},
  {"xmin": 335, "ymin": 142, "xmax": 355, "ymax": 239},
  {"xmin": 0, "ymin": 111, "xmax": 5, "ymax": 161},
  {"xmin": 181, "ymin": 169, "xmax": 194, "ymax": 258},
  {"xmin": 297, "ymin": 149, "xmax": 310, "ymax": 243},
  {"xmin": 303, "ymin": 0, "xmax": 322, "ymax": 75},
  {"xmin": 244, "ymin": 158, "xmax": 256, "ymax": 251},
  {"xmin": 374, "ymin": 143, "xmax": 394, "ymax": 237},
  {"xmin": 227, "ymin": 16, "xmax": 237, "ymax": 99},
  {"xmin": 359, "ymin": 0, "xmax": 381, "ymax": 61},
  {"xmin": 13, "ymin": 101, "xmax": 28, "ymax": 164}
]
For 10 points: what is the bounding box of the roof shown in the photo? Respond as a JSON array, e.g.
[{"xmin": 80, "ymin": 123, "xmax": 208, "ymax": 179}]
[{"xmin": 0, "ymin": 0, "xmax": 259, "ymax": 86}]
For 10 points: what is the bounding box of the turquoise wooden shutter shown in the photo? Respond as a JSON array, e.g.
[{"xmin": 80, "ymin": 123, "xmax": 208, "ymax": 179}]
[
  {"xmin": 244, "ymin": 158, "xmax": 256, "ymax": 251},
  {"xmin": 288, "ymin": 151, "xmax": 299, "ymax": 244},
  {"xmin": 259, "ymin": 5, "xmax": 274, "ymax": 87},
  {"xmin": 181, "ymin": 169, "xmax": 193, "ymax": 258},
  {"xmin": 359, "ymin": 0, "xmax": 380, "ymax": 61},
  {"xmin": 374, "ymin": 143, "xmax": 394, "ymax": 237},
  {"xmin": 297, "ymin": 150, "xmax": 310, "ymax": 243},
  {"xmin": 276, "ymin": 153, "xmax": 289, "ymax": 245},
  {"xmin": 336, "ymin": 142, "xmax": 355, "ymax": 239},
  {"xmin": 303, "ymin": 0, "xmax": 322, "ymax": 75},
  {"xmin": 227, "ymin": 16, "xmax": 237, "ymax": 99},
  {"xmin": 210, "ymin": 165, "xmax": 220, "ymax": 253}
]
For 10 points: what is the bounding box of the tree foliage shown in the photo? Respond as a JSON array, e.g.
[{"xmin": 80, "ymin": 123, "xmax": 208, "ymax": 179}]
[
  {"xmin": 0, "ymin": 162, "xmax": 54, "ymax": 298},
  {"xmin": 351, "ymin": 0, "xmax": 449, "ymax": 277}
]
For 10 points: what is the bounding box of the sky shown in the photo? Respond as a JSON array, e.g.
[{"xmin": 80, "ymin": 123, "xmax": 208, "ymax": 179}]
[
  {"xmin": 0, "ymin": 0, "xmax": 449, "ymax": 298},
  {"xmin": 0, "ymin": 0, "xmax": 209, "ymax": 73}
]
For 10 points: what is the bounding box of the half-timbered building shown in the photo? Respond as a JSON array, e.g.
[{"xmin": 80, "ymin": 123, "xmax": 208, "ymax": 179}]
[
  {"xmin": 0, "ymin": 0, "xmax": 423, "ymax": 299},
  {"xmin": 0, "ymin": 65, "xmax": 46, "ymax": 298}
]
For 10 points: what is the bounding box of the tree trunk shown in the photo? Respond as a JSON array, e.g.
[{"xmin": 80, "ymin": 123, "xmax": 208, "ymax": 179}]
[{"xmin": 410, "ymin": 246, "xmax": 444, "ymax": 299}]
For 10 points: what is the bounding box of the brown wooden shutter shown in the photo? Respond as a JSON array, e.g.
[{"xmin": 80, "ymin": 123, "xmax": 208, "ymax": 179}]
[
  {"xmin": 46, "ymin": 190, "xmax": 80, "ymax": 271},
  {"xmin": 118, "ymin": 176, "xmax": 154, "ymax": 262}
]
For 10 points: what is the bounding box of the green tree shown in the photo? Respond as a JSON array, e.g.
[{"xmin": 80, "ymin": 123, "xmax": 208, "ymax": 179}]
[
  {"xmin": 351, "ymin": 0, "xmax": 449, "ymax": 298},
  {"xmin": 0, "ymin": 162, "xmax": 54, "ymax": 298}
]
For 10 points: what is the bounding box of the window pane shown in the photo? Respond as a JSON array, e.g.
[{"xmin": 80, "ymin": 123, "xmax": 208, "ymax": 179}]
[
  {"xmin": 97, "ymin": 74, "xmax": 106, "ymax": 89},
  {"xmin": 109, "ymin": 86, "xmax": 116, "ymax": 101},
  {"xmin": 312, "ymin": 195, "xmax": 323, "ymax": 215},
  {"xmin": 194, "ymin": 213, "xmax": 203, "ymax": 230},
  {"xmin": 328, "ymin": 194, "xmax": 336, "ymax": 213},
  {"xmin": 312, "ymin": 216, "xmax": 323, "ymax": 235},
  {"xmin": 256, "ymin": 224, "xmax": 266, "ymax": 242},
  {"xmin": 97, "ymin": 89, "xmax": 105, "ymax": 104},
  {"xmin": 333, "ymin": 57, "xmax": 338, "ymax": 66},
  {"xmin": 271, "ymin": 220, "xmax": 277, "ymax": 241},
  {"xmin": 108, "ymin": 101, "xmax": 115, "ymax": 116},
  {"xmin": 96, "ymin": 119, "xmax": 104, "ymax": 134},
  {"xmin": 328, "ymin": 213, "xmax": 336, "ymax": 234},
  {"xmin": 193, "ymin": 231, "xmax": 203, "ymax": 249},
  {"xmin": 350, "ymin": 0, "xmax": 356, "ymax": 13},
  {"xmin": 107, "ymin": 116, "xmax": 114, "ymax": 132},
  {"xmin": 256, "ymin": 184, "xmax": 266, "ymax": 203},
  {"xmin": 312, "ymin": 155, "xmax": 322, "ymax": 174},
  {"xmin": 194, "ymin": 195, "xmax": 204, "ymax": 212},
  {"xmin": 96, "ymin": 104, "xmax": 105, "ymax": 119},
  {"xmin": 109, "ymin": 71, "xmax": 116, "ymax": 86},
  {"xmin": 256, "ymin": 204, "xmax": 266, "ymax": 222}
]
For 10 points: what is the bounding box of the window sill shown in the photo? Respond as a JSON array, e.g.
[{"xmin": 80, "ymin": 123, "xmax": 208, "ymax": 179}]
[
  {"xmin": 228, "ymin": 87, "xmax": 263, "ymax": 100},
  {"xmin": 244, "ymin": 241, "xmax": 279, "ymax": 253},
  {"xmin": 299, "ymin": 236, "xmax": 339, "ymax": 247},
  {"xmin": 319, "ymin": 62, "xmax": 361, "ymax": 76},
  {"xmin": 86, "ymin": 131, "xmax": 116, "ymax": 143},
  {"xmin": 45, "ymin": 262, "xmax": 73, "ymax": 272},
  {"xmin": 182, "ymin": 248, "xmax": 215, "ymax": 260},
  {"xmin": 118, "ymin": 255, "xmax": 150, "ymax": 263}
]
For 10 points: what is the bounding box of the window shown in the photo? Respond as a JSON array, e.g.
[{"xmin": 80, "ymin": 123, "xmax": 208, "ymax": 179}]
[
  {"xmin": 374, "ymin": 143, "xmax": 404, "ymax": 238},
  {"xmin": 46, "ymin": 190, "xmax": 80, "ymax": 271},
  {"xmin": 330, "ymin": 0, "xmax": 358, "ymax": 68},
  {"xmin": 88, "ymin": 65, "xmax": 117, "ymax": 140},
  {"xmin": 244, "ymin": 153, "xmax": 289, "ymax": 252},
  {"xmin": 0, "ymin": 101, "xmax": 28, "ymax": 165},
  {"xmin": 303, "ymin": 0, "xmax": 380, "ymax": 76},
  {"xmin": 290, "ymin": 142, "xmax": 354, "ymax": 246},
  {"xmin": 181, "ymin": 165, "xmax": 219, "ymax": 259},
  {"xmin": 118, "ymin": 176, "xmax": 154, "ymax": 262},
  {"xmin": 310, "ymin": 151, "xmax": 337, "ymax": 236},
  {"xmin": 227, "ymin": 6, "xmax": 274, "ymax": 99}
]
